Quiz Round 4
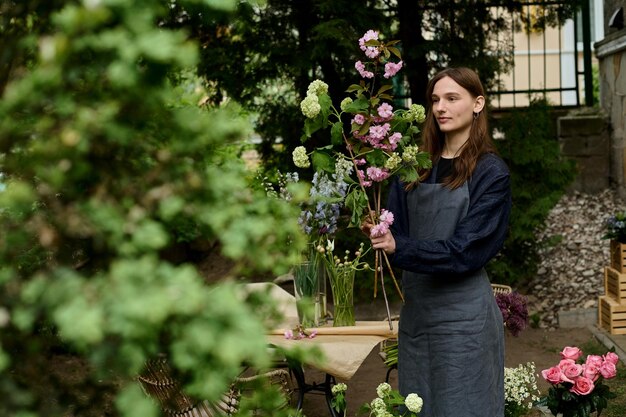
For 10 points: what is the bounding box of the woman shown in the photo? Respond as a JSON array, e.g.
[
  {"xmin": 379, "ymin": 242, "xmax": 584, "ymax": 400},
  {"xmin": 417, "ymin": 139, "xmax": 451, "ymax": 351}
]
[{"xmin": 370, "ymin": 67, "xmax": 511, "ymax": 416}]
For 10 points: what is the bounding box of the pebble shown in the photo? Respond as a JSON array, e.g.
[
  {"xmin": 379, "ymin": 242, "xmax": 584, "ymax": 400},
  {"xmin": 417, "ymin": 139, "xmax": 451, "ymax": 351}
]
[{"xmin": 522, "ymin": 189, "xmax": 625, "ymax": 329}]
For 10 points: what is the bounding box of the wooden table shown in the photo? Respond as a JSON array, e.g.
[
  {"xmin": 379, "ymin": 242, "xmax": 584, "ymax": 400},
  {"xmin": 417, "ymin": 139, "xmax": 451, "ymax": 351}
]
[{"xmin": 244, "ymin": 283, "xmax": 398, "ymax": 416}]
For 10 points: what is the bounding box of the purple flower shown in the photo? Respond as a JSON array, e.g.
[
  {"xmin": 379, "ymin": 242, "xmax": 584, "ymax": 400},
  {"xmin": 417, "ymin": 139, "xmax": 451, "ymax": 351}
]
[{"xmin": 496, "ymin": 292, "xmax": 529, "ymax": 337}]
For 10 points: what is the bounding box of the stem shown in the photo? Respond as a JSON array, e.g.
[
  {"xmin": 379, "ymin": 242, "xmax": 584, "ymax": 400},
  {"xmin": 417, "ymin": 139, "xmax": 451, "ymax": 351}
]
[
  {"xmin": 378, "ymin": 260, "xmax": 393, "ymax": 330},
  {"xmin": 383, "ymin": 252, "xmax": 404, "ymax": 303}
]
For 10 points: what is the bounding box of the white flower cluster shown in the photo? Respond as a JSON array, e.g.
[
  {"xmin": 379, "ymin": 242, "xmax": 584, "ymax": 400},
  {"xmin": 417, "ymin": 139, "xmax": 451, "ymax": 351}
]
[
  {"xmin": 402, "ymin": 103, "xmax": 426, "ymax": 124},
  {"xmin": 376, "ymin": 382, "xmax": 392, "ymax": 398},
  {"xmin": 340, "ymin": 97, "xmax": 353, "ymax": 112},
  {"xmin": 504, "ymin": 362, "xmax": 541, "ymax": 411},
  {"xmin": 292, "ymin": 146, "xmax": 310, "ymax": 168},
  {"xmin": 404, "ymin": 393, "xmax": 423, "ymax": 413},
  {"xmin": 300, "ymin": 94, "xmax": 321, "ymax": 119},
  {"xmin": 300, "ymin": 79, "xmax": 329, "ymax": 119},
  {"xmin": 402, "ymin": 145, "xmax": 419, "ymax": 163},
  {"xmin": 331, "ymin": 382, "xmax": 347, "ymax": 395},
  {"xmin": 384, "ymin": 152, "xmax": 402, "ymax": 170}
]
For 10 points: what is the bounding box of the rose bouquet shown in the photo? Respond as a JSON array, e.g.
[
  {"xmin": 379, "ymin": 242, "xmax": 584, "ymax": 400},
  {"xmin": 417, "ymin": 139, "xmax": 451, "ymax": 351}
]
[
  {"xmin": 540, "ymin": 346, "xmax": 619, "ymax": 417},
  {"xmin": 293, "ymin": 29, "xmax": 431, "ymax": 326},
  {"xmin": 359, "ymin": 382, "xmax": 423, "ymax": 417}
]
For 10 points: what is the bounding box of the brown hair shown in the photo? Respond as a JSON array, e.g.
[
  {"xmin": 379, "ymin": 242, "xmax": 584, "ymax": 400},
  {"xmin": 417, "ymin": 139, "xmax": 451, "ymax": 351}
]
[{"xmin": 412, "ymin": 67, "xmax": 497, "ymax": 189}]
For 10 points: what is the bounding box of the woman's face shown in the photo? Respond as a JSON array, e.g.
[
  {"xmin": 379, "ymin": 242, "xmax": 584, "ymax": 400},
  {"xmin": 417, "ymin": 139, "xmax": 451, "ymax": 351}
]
[{"xmin": 431, "ymin": 76, "xmax": 483, "ymax": 138}]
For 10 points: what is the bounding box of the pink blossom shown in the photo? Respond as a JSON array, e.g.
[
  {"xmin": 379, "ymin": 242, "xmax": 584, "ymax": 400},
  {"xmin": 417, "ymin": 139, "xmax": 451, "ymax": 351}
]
[
  {"xmin": 370, "ymin": 222, "xmax": 389, "ymax": 238},
  {"xmin": 570, "ymin": 376, "xmax": 595, "ymax": 396},
  {"xmin": 604, "ymin": 352, "xmax": 620, "ymax": 365},
  {"xmin": 355, "ymin": 158, "xmax": 367, "ymax": 166},
  {"xmin": 308, "ymin": 330, "xmax": 318, "ymax": 339},
  {"xmin": 377, "ymin": 103, "xmax": 393, "ymax": 119},
  {"xmin": 561, "ymin": 346, "xmax": 583, "ymax": 361},
  {"xmin": 599, "ymin": 361, "xmax": 617, "ymax": 379},
  {"xmin": 380, "ymin": 209, "xmax": 394, "ymax": 226},
  {"xmin": 357, "ymin": 169, "xmax": 372, "ymax": 187},
  {"xmin": 364, "ymin": 47, "xmax": 380, "ymax": 59},
  {"xmin": 369, "ymin": 123, "xmax": 391, "ymax": 140},
  {"xmin": 388, "ymin": 132, "xmax": 402, "ymax": 145},
  {"xmin": 355, "ymin": 61, "xmax": 374, "ymax": 79},
  {"xmin": 359, "ymin": 30, "xmax": 379, "ymax": 50},
  {"xmin": 284, "ymin": 329, "xmax": 294, "ymax": 339},
  {"xmin": 366, "ymin": 166, "xmax": 390, "ymax": 182},
  {"xmin": 384, "ymin": 60, "xmax": 403, "ymax": 78},
  {"xmin": 353, "ymin": 114, "xmax": 366, "ymax": 125},
  {"xmin": 541, "ymin": 366, "xmax": 562, "ymax": 384}
]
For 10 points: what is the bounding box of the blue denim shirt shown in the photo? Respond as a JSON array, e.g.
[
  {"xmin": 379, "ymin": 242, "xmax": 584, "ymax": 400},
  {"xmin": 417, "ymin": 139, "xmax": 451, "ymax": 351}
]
[{"xmin": 388, "ymin": 153, "xmax": 511, "ymax": 275}]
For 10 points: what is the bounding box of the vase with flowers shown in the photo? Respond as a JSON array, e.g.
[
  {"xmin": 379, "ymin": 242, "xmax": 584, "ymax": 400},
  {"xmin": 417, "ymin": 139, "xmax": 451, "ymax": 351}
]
[
  {"xmin": 317, "ymin": 239, "xmax": 370, "ymax": 327},
  {"xmin": 293, "ymin": 29, "xmax": 431, "ymax": 327},
  {"xmin": 539, "ymin": 346, "xmax": 619, "ymax": 417}
]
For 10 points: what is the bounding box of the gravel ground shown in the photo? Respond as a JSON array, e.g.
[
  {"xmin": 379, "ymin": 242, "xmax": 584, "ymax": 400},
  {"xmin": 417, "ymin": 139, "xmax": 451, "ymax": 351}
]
[{"xmin": 525, "ymin": 188, "xmax": 625, "ymax": 328}]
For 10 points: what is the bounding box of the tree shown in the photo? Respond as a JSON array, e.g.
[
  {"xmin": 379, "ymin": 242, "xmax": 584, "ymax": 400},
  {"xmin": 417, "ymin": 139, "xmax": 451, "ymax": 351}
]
[{"xmin": 0, "ymin": 0, "xmax": 304, "ymax": 415}]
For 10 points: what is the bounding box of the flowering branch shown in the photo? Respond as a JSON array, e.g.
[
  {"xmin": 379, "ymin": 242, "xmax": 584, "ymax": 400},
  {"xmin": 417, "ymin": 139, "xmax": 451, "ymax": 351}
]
[{"xmin": 293, "ymin": 30, "xmax": 431, "ymax": 328}]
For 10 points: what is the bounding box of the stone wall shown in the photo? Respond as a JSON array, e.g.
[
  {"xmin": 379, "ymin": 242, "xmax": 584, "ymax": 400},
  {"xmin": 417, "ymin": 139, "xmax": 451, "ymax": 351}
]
[
  {"xmin": 558, "ymin": 113, "xmax": 611, "ymax": 193},
  {"xmin": 595, "ymin": 26, "xmax": 626, "ymax": 197}
]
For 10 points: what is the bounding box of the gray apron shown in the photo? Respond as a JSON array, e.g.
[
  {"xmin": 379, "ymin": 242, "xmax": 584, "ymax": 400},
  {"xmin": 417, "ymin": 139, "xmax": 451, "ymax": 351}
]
[{"xmin": 398, "ymin": 179, "xmax": 504, "ymax": 417}]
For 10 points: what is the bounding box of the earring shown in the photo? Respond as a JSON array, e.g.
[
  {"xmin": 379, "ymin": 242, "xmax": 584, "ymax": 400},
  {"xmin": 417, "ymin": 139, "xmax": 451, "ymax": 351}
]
[{"xmin": 473, "ymin": 112, "xmax": 480, "ymax": 120}]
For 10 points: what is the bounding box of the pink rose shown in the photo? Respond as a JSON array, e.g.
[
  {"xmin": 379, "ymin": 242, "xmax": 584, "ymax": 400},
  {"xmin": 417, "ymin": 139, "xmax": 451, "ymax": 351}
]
[
  {"xmin": 541, "ymin": 366, "xmax": 562, "ymax": 384},
  {"xmin": 558, "ymin": 359, "xmax": 575, "ymax": 370},
  {"xmin": 582, "ymin": 364, "xmax": 600, "ymax": 381},
  {"xmin": 599, "ymin": 361, "xmax": 617, "ymax": 379},
  {"xmin": 560, "ymin": 346, "xmax": 583, "ymax": 361},
  {"xmin": 604, "ymin": 352, "xmax": 620, "ymax": 365},
  {"xmin": 570, "ymin": 376, "xmax": 595, "ymax": 396},
  {"xmin": 562, "ymin": 363, "xmax": 583, "ymax": 380},
  {"xmin": 585, "ymin": 354, "xmax": 603, "ymax": 368}
]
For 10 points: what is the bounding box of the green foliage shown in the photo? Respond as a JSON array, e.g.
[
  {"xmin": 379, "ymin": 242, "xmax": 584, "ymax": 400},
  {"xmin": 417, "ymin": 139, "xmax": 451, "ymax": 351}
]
[
  {"xmin": 489, "ymin": 99, "xmax": 577, "ymax": 287},
  {"xmin": 0, "ymin": 0, "xmax": 305, "ymax": 415}
]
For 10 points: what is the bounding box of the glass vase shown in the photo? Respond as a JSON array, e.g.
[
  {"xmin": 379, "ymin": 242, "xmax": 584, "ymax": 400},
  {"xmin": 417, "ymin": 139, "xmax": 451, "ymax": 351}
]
[
  {"xmin": 293, "ymin": 261, "xmax": 317, "ymax": 327},
  {"xmin": 328, "ymin": 267, "xmax": 355, "ymax": 327}
]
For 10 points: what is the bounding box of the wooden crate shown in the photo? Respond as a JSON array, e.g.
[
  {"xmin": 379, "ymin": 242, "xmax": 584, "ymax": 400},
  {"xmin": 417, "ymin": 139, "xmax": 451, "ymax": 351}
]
[
  {"xmin": 610, "ymin": 240, "xmax": 626, "ymax": 273},
  {"xmin": 605, "ymin": 266, "xmax": 626, "ymax": 301},
  {"xmin": 598, "ymin": 295, "xmax": 626, "ymax": 335}
]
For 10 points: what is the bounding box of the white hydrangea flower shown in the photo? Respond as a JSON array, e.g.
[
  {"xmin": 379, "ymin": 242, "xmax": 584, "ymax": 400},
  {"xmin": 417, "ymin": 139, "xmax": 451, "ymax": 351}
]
[
  {"xmin": 402, "ymin": 145, "xmax": 419, "ymax": 163},
  {"xmin": 340, "ymin": 97, "xmax": 353, "ymax": 112},
  {"xmin": 307, "ymin": 79, "xmax": 329, "ymax": 96},
  {"xmin": 376, "ymin": 382, "xmax": 392, "ymax": 398},
  {"xmin": 404, "ymin": 393, "xmax": 423, "ymax": 413},
  {"xmin": 300, "ymin": 94, "xmax": 321, "ymax": 118},
  {"xmin": 331, "ymin": 382, "xmax": 347, "ymax": 395},
  {"xmin": 403, "ymin": 103, "xmax": 426, "ymax": 123},
  {"xmin": 370, "ymin": 397, "xmax": 386, "ymax": 412},
  {"xmin": 292, "ymin": 146, "xmax": 311, "ymax": 168},
  {"xmin": 384, "ymin": 153, "xmax": 402, "ymax": 170}
]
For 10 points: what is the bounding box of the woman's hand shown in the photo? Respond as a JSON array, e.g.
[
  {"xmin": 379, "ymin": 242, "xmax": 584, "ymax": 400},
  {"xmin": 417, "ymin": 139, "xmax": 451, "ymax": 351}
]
[
  {"xmin": 361, "ymin": 213, "xmax": 396, "ymax": 255},
  {"xmin": 370, "ymin": 230, "xmax": 396, "ymax": 255}
]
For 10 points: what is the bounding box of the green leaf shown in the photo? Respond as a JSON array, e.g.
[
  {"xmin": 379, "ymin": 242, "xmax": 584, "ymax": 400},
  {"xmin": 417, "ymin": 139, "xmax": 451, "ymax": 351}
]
[
  {"xmin": 312, "ymin": 150, "xmax": 335, "ymax": 173},
  {"xmin": 303, "ymin": 115, "xmax": 325, "ymax": 137},
  {"xmin": 318, "ymin": 93, "xmax": 333, "ymax": 120},
  {"xmin": 345, "ymin": 188, "xmax": 368, "ymax": 227},
  {"xmin": 377, "ymin": 84, "xmax": 393, "ymax": 94},
  {"xmin": 346, "ymin": 84, "xmax": 363, "ymax": 93},
  {"xmin": 343, "ymin": 97, "xmax": 369, "ymax": 113},
  {"xmin": 397, "ymin": 166, "xmax": 418, "ymax": 184},
  {"xmin": 388, "ymin": 46, "xmax": 402, "ymax": 59},
  {"xmin": 331, "ymin": 122, "xmax": 344, "ymax": 146}
]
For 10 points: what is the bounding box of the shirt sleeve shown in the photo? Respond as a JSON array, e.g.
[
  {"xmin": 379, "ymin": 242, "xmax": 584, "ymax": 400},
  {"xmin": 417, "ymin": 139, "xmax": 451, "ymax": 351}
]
[{"xmin": 389, "ymin": 154, "xmax": 511, "ymax": 275}]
